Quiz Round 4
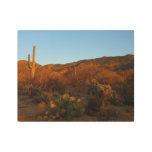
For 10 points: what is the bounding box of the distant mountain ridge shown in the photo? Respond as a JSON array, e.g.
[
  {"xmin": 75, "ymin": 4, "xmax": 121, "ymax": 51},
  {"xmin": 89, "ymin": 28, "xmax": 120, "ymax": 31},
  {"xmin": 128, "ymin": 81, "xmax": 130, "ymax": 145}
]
[
  {"xmin": 18, "ymin": 54, "xmax": 133, "ymax": 66},
  {"xmin": 44, "ymin": 54, "xmax": 134, "ymax": 66}
]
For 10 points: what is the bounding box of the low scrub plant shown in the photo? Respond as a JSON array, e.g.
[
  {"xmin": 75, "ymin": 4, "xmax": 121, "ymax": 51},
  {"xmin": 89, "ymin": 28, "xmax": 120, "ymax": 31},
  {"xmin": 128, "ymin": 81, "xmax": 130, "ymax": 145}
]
[
  {"xmin": 30, "ymin": 86, "xmax": 42, "ymax": 97},
  {"xmin": 37, "ymin": 93, "xmax": 85, "ymax": 121},
  {"xmin": 86, "ymin": 79, "xmax": 113, "ymax": 115},
  {"xmin": 33, "ymin": 92, "xmax": 51, "ymax": 104},
  {"xmin": 110, "ymin": 92, "xmax": 122, "ymax": 105}
]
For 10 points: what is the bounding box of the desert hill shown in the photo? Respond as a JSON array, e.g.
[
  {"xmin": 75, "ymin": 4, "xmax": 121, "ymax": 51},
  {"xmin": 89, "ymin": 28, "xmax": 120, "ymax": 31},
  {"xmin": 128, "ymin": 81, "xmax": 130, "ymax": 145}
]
[
  {"xmin": 18, "ymin": 54, "xmax": 134, "ymax": 72},
  {"xmin": 18, "ymin": 54, "xmax": 134, "ymax": 84},
  {"xmin": 18, "ymin": 54, "xmax": 134, "ymax": 121},
  {"xmin": 44, "ymin": 54, "xmax": 134, "ymax": 70},
  {"xmin": 18, "ymin": 54, "xmax": 134, "ymax": 103}
]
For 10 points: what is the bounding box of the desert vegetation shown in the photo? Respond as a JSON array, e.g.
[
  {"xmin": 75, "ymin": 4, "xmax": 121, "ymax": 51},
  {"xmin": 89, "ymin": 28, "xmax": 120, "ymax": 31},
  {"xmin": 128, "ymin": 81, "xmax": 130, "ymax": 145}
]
[{"xmin": 18, "ymin": 47, "xmax": 134, "ymax": 121}]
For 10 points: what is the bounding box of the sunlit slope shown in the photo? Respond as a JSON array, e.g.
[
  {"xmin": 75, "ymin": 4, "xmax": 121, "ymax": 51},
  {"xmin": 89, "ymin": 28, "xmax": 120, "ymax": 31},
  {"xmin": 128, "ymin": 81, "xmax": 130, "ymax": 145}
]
[{"xmin": 18, "ymin": 55, "xmax": 134, "ymax": 86}]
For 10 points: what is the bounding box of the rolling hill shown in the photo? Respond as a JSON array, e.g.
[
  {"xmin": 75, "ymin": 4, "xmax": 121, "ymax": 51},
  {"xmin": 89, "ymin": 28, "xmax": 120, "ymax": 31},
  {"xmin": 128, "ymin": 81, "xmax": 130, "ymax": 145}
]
[
  {"xmin": 18, "ymin": 55, "xmax": 134, "ymax": 97},
  {"xmin": 18, "ymin": 54, "xmax": 134, "ymax": 86}
]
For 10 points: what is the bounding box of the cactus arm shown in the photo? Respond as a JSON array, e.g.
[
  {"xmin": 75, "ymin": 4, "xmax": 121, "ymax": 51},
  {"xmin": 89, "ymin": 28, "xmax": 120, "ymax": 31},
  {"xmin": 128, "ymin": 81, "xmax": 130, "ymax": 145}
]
[
  {"xmin": 28, "ymin": 54, "xmax": 32, "ymax": 69},
  {"xmin": 31, "ymin": 46, "xmax": 36, "ymax": 78},
  {"xmin": 27, "ymin": 46, "xmax": 36, "ymax": 79}
]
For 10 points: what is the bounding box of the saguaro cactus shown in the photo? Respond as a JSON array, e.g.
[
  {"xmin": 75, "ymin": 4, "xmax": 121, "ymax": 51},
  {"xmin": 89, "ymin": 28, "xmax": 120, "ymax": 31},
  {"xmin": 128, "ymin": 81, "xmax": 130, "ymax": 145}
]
[{"xmin": 28, "ymin": 46, "xmax": 36, "ymax": 79}]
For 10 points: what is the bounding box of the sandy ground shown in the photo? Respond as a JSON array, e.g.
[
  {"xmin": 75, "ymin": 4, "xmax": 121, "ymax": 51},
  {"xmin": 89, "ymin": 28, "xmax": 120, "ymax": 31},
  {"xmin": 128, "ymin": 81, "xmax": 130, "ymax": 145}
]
[{"xmin": 18, "ymin": 95, "xmax": 41, "ymax": 121}]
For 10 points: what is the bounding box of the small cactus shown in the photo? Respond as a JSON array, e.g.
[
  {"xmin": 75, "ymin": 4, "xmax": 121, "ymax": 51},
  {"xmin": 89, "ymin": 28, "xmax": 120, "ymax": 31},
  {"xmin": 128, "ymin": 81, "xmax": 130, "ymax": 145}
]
[
  {"xmin": 28, "ymin": 46, "xmax": 36, "ymax": 78},
  {"xmin": 86, "ymin": 79, "xmax": 112, "ymax": 107}
]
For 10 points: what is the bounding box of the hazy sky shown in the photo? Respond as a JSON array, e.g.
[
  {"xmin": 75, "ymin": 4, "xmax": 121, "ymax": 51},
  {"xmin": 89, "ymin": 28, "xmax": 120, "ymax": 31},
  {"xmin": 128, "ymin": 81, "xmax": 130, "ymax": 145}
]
[{"xmin": 18, "ymin": 30, "xmax": 134, "ymax": 65}]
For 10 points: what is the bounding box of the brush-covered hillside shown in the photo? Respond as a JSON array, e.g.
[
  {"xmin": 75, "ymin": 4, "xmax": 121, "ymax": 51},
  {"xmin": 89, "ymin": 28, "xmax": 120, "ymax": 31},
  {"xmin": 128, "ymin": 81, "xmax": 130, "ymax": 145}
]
[
  {"xmin": 18, "ymin": 54, "xmax": 134, "ymax": 121},
  {"xmin": 18, "ymin": 55, "xmax": 133, "ymax": 89},
  {"xmin": 18, "ymin": 54, "xmax": 133, "ymax": 83}
]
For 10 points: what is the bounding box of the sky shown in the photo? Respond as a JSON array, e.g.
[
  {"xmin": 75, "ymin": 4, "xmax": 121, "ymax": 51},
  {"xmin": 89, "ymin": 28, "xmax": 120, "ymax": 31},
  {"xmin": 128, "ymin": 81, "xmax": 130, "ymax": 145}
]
[{"xmin": 18, "ymin": 30, "xmax": 134, "ymax": 65}]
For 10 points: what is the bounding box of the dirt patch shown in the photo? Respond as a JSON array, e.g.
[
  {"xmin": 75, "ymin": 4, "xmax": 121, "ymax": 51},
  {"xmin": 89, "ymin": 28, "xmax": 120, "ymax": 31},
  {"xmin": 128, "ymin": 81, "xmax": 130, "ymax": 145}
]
[{"xmin": 18, "ymin": 94, "xmax": 41, "ymax": 121}]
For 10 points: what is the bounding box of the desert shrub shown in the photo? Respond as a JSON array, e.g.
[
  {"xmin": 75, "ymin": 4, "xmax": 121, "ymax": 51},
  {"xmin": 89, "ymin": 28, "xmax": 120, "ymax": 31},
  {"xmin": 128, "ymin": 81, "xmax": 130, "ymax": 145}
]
[
  {"xmin": 120, "ymin": 74, "xmax": 134, "ymax": 105},
  {"xmin": 33, "ymin": 92, "xmax": 51, "ymax": 104},
  {"xmin": 18, "ymin": 85, "xmax": 24, "ymax": 95},
  {"xmin": 68, "ymin": 90, "xmax": 80, "ymax": 97},
  {"xmin": 18, "ymin": 85, "xmax": 23, "ymax": 90},
  {"xmin": 41, "ymin": 94, "xmax": 50, "ymax": 103},
  {"xmin": 96, "ymin": 83, "xmax": 112, "ymax": 100},
  {"xmin": 110, "ymin": 92, "xmax": 122, "ymax": 105},
  {"xmin": 86, "ymin": 79, "xmax": 112, "ymax": 115},
  {"xmin": 86, "ymin": 79, "xmax": 98, "ymax": 96},
  {"xmin": 18, "ymin": 84, "xmax": 32, "ymax": 95},
  {"xmin": 27, "ymin": 86, "xmax": 51, "ymax": 104},
  {"xmin": 86, "ymin": 79, "xmax": 112, "ymax": 98},
  {"xmin": 44, "ymin": 77, "xmax": 65, "ymax": 93},
  {"xmin": 86, "ymin": 96, "xmax": 99, "ymax": 116},
  {"xmin": 30, "ymin": 86, "xmax": 42, "ymax": 97},
  {"xmin": 33, "ymin": 96, "xmax": 42, "ymax": 104},
  {"xmin": 23, "ymin": 84, "xmax": 33, "ymax": 95},
  {"xmin": 37, "ymin": 93, "xmax": 85, "ymax": 121}
]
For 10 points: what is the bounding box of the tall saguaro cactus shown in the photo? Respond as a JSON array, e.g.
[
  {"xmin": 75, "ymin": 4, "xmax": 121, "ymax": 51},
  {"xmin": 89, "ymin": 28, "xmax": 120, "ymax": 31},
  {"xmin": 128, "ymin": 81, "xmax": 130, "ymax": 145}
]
[{"xmin": 28, "ymin": 46, "xmax": 36, "ymax": 79}]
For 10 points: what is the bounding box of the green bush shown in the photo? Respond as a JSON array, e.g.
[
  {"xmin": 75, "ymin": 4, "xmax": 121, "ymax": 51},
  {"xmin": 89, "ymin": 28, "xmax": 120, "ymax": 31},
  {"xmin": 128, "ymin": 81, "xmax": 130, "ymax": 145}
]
[
  {"xmin": 110, "ymin": 92, "xmax": 122, "ymax": 105},
  {"xmin": 86, "ymin": 96, "xmax": 100, "ymax": 116},
  {"xmin": 18, "ymin": 85, "xmax": 23, "ymax": 95},
  {"xmin": 28, "ymin": 86, "xmax": 51, "ymax": 104},
  {"xmin": 86, "ymin": 79, "xmax": 112, "ymax": 99},
  {"xmin": 41, "ymin": 94, "xmax": 50, "ymax": 103},
  {"xmin": 86, "ymin": 79, "xmax": 113, "ymax": 114},
  {"xmin": 33, "ymin": 92, "xmax": 50, "ymax": 104},
  {"xmin": 37, "ymin": 93, "xmax": 85, "ymax": 121},
  {"xmin": 30, "ymin": 86, "xmax": 42, "ymax": 97},
  {"xmin": 33, "ymin": 96, "xmax": 42, "ymax": 104}
]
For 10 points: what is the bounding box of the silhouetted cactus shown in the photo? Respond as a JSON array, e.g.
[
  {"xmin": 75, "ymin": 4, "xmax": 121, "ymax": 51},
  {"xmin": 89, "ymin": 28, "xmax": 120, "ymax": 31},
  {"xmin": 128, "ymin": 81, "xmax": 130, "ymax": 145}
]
[{"xmin": 28, "ymin": 46, "xmax": 36, "ymax": 78}]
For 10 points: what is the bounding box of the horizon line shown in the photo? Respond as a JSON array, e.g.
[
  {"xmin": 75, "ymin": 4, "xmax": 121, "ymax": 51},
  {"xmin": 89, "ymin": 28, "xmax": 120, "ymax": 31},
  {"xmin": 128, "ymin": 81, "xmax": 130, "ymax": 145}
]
[{"xmin": 18, "ymin": 53, "xmax": 134, "ymax": 66}]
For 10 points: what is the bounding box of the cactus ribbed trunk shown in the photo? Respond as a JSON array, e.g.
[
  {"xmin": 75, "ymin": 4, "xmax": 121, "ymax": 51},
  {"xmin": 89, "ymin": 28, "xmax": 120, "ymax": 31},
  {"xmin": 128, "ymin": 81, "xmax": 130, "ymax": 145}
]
[
  {"xmin": 28, "ymin": 54, "xmax": 32, "ymax": 69},
  {"xmin": 31, "ymin": 46, "xmax": 35, "ymax": 78},
  {"xmin": 28, "ymin": 46, "xmax": 36, "ymax": 79}
]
